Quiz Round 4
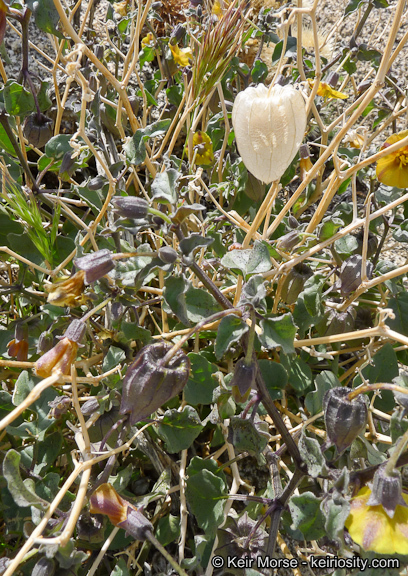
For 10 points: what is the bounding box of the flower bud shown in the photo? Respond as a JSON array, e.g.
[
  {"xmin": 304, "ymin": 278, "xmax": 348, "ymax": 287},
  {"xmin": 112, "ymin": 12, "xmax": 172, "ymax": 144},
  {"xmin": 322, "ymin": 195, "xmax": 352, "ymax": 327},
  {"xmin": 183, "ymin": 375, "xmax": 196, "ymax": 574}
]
[
  {"xmin": 280, "ymin": 263, "xmax": 313, "ymax": 304},
  {"xmin": 170, "ymin": 24, "xmax": 186, "ymax": 45},
  {"xmin": 119, "ymin": 342, "xmax": 190, "ymax": 424},
  {"xmin": 318, "ymin": 307, "xmax": 356, "ymax": 337},
  {"xmin": 23, "ymin": 113, "xmax": 54, "ymax": 148},
  {"xmin": 229, "ymin": 359, "xmax": 256, "ymax": 397},
  {"xmin": 74, "ymin": 249, "xmax": 115, "ymax": 283},
  {"xmin": 327, "ymin": 72, "xmax": 339, "ymax": 88},
  {"xmin": 323, "ymin": 387, "xmax": 368, "ymax": 455},
  {"xmin": 112, "ymin": 197, "xmax": 149, "ymax": 219},
  {"xmin": 48, "ymin": 396, "xmax": 71, "ymax": 419},
  {"xmin": 158, "ymin": 246, "xmax": 178, "ymax": 264},
  {"xmin": 367, "ymin": 465, "xmax": 407, "ymax": 518},
  {"xmin": 277, "ymin": 230, "xmax": 301, "ymax": 251},
  {"xmin": 37, "ymin": 331, "xmax": 55, "ymax": 355}
]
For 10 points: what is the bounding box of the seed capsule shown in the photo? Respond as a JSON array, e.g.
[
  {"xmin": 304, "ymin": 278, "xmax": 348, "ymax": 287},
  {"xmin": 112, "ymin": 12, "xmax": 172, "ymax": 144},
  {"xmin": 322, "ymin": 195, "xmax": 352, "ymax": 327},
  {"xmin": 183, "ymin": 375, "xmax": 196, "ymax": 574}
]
[
  {"xmin": 23, "ymin": 113, "xmax": 54, "ymax": 148},
  {"xmin": 323, "ymin": 387, "xmax": 368, "ymax": 455},
  {"xmin": 119, "ymin": 342, "xmax": 190, "ymax": 424}
]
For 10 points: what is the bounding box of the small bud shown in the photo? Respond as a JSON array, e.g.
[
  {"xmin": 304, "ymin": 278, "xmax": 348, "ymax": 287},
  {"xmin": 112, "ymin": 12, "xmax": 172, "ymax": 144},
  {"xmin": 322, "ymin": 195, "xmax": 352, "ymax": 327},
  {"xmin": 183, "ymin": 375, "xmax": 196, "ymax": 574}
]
[
  {"xmin": 288, "ymin": 215, "xmax": 299, "ymax": 229},
  {"xmin": 74, "ymin": 249, "xmax": 115, "ymax": 283},
  {"xmin": 62, "ymin": 319, "xmax": 86, "ymax": 344},
  {"xmin": 229, "ymin": 359, "xmax": 256, "ymax": 397},
  {"xmin": 170, "ymin": 24, "xmax": 186, "ymax": 45},
  {"xmin": 158, "ymin": 246, "xmax": 178, "ymax": 264},
  {"xmin": 48, "ymin": 396, "xmax": 71, "ymax": 419},
  {"xmin": 277, "ymin": 230, "xmax": 301, "ymax": 251},
  {"xmin": 323, "ymin": 387, "xmax": 368, "ymax": 455},
  {"xmin": 37, "ymin": 331, "xmax": 55, "ymax": 355},
  {"xmin": 112, "ymin": 197, "xmax": 149, "ymax": 219},
  {"xmin": 327, "ymin": 72, "xmax": 339, "ymax": 88},
  {"xmin": 367, "ymin": 465, "xmax": 407, "ymax": 518},
  {"xmin": 120, "ymin": 342, "xmax": 190, "ymax": 424},
  {"xmin": 23, "ymin": 113, "xmax": 54, "ymax": 148},
  {"xmin": 280, "ymin": 263, "xmax": 313, "ymax": 304}
]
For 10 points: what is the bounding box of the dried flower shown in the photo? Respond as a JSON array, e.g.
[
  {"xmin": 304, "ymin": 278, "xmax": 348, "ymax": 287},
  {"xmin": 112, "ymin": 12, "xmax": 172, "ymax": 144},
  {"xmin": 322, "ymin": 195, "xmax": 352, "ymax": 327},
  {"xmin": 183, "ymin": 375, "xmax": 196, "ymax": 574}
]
[
  {"xmin": 232, "ymin": 84, "xmax": 307, "ymax": 184},
  {"xmin": 345, "ymin": 486, "xmax": 408, "ymax": 554},
  {"xmin": 192, "ymin": 131, "xmax": 214, "ymax": 166},
  {"xmin": 34, "ymin": 320, "xmax": 86, "ymax": 378},
  {"xmin": 376, "ymin": 130, "xmax": 408, "ymax": 189},
  {"xmin": 45, "ymin": 270, "xmax": 86, "ymax": 307},
  {"xmin": 90, "ymin": 483, "xmax": 153, "ymax": 541},
  {"xmin": 74, "ymin": 249, "xmax": 115, "ymax": 284}
]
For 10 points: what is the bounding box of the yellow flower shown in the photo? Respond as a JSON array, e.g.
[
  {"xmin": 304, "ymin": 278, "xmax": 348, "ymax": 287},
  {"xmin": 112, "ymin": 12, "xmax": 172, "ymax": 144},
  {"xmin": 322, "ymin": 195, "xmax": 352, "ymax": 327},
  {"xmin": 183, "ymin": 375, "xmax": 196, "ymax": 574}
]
[
  {"xmin": 192, "ymin": 131, "xmax": 215, "ymax": 166},
  {"xmin": 309, "ymin": 80, "xmax": 348, "ymax": 100},
  {"xmin": 345, "ymin": 486, "xmax": 408, "ymax": 554},
  {"xmin": 141, "ymin": 32, "xmax": 154, "ymax": 48},
  {"xmin": 344, "ymin": 130, "xmax": 365, "ymax": 149},
  {"xmin": 169, "ymin": 43, "xmax": 192, "ymax": 67},
  {"xmin": 299, "ymin": 156, "xmax": 313, "ymax": 181},
  {"xmin": 376, "ymin": 130, "xmax": 408, "ymax": 189},
  {"xmin": 45, "ymin": 270, "xmax": 86, "ymax": 307}
]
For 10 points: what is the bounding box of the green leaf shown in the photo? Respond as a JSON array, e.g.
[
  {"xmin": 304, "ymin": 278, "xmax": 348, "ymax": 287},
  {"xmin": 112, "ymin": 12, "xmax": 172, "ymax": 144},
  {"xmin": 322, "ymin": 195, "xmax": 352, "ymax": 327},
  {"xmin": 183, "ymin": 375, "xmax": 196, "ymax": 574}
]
[
  {"xmin": 45, "ymin": 134, "xmax": 72, "ymax": 160},
  {"xmin": 3, "ymin": 450, "xmax": 45, "ymax": 509},
  {"xmin": 25, "ymin": 0, "xmax": 65, "ymax": 38},
  {"xmin": 298, "ymin": 430, "xmax": 325, "ymax": 477},
  {"xmin": 37, "ymin": 81, "xmax": 53, "ymax": 112},
  {"xmin": 151, "ymin": 168, "xmax": 179, "ymax": 204},
  {"xmin": 221, "ymin": 241, "xmax": 271, "ymax": 276},
  {"xmin": 301, "ymin": 274, "xmax": 325, "ymax": 317},
  {"xmin": 390, "ymin": 409, "xmax": 408, "ymax": 444},
  {"xmin": 305, "ymin": 371, "xmax": 340, "ymax": 415},
  {"xmin": 179, "ymin": 234, "xmax": 214, "ymax": 256},
  {"xmin": 258, "ymin": 359, "xmax": 287, "ymax": 400},
  {"xmin": 8, "ymin": 371, "xmax": 58, "ymax": 440},
  {"xmin": 281, "ymin": 353, "xmax": 313, "ymax": 394},
  {"xmin": 353, "ymin": 343, "xmax": 398, "ymax": 412},
  {"xmin": 102, "ymin": 347, "xmax": 126, "ymax": 388},
  {"xmin": 124, "ymin": 119, "xmax": 171, "ymax": 166},
  {"xmin": 157, "ymin": 406, "xmax": 203, "ymax": 453},
  {"xmin": 251, "ymin": 60, "xmax": 268, "ymax": 83},
  {"xmin": 240, "ymin": 275, "xmax": 267, "ymax": 311},
  {"xmin": 156, "ymin": 514, "xmax": 181, "ymax": 546},
  {"xmin": 4, "ymin": 81, "xmax": 35, "ymax": 117},
  {"xmin": 289, "ymin": 492, "xmax": 326, "ymax": 540},
  {"xmin": 259, "ymin": 314, "xmax": 296, "ymax": 355},
  {"xmin": 21, "ymin": 431, "xmax": 63, "ymax": 475},
  {"xmin": 121, "ymin": 322, "xmax": 152, "ymax": 346},
  {"xmin": 345, "ymin": 0, "xmax": 363, "ymax": 14},
  {"xmin": 164, "ymin": 275, "xmax": 190, "ymax": 325},
  {"xmin": 185, "ymin": 287, "xmax": 222, "ymax": 323},
  {"xmin": 186, "ymin": 457, "xmax": 227, "ymax": 536},
  {"xmin": 387, "ymin": 292, "xmax": 408, "ymax": 336},
  {"xmin": 228, "ymin": 416, "xmax": 269, "ymax": 459},
  {"xmin": 215, "ymin": 314, "xmax": 248, "ymax": 360},
  {"xmin": 324, "ymin": 497, "xmax": 350, "ymax": 544},
  {"xmin": 110, "ymin": 558, "xmax": 130, "ymax": 576},
  {"xmin": 0, "ymin": 125, "xmax": 16, "ymax": 155},
  {"xmin": 271, "ymin": 36, "xmax": 297, "ymax": 65},
  {"xmin": 184, "ymin": 353, "xmax": 218, "ymax": 405}
]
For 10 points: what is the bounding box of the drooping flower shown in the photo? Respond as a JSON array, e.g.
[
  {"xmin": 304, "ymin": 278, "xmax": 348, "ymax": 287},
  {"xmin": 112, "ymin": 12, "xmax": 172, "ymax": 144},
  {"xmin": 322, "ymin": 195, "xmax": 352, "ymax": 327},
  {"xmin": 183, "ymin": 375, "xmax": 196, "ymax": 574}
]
[
  {"xmin": 192, "ymin": 131, "xmax": 214, "ymax": 166},
  {"xmin": 345, "ymin": 486, "xmax": 408, "ymax": 554},
  {"xmin": 169, "ymin": 43, "xmax": 192, "ymax": 67},
  {"xmin": 376, "ymin": 130, "xmax": 408, "ymax": 189},
  {"xmin": 141, "ymin": 32, "xmax": 154, "ymax": 48},
  {"xmin": 45, "ymin": 270, "xmax": 86, "ymax": 307},
  {"xmin": 90, "ymin": 483, "xmax": 153, "ymax": 541},
  {"xmin": 7, "ymin": 322, "xmax": 29, "ymax": 361},
  {"xmin": 34, "ymin": 320, "xmax": 86, "ymax": 378},
  {"xmin": 74, "ymin": 249, "xmax": 115, "ymax": 284}
]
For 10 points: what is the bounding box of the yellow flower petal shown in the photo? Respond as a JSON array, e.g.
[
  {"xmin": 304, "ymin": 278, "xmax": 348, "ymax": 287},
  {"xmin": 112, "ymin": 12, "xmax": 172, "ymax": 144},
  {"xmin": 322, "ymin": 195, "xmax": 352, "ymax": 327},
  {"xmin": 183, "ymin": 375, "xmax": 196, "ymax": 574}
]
[
  {"xmin": 309, "ymin": 80, "xmax": 348, "ymax": 100},
  {"xmin": 192, "ymin": 131, "xmax": 215, "ymax": 166},
  {"xmin": 345, "ymin": 486, "xmax": 408, "ymax": 555},
  {"xmin": 376, "ymin": 130, "xmax": 408, "ymax": 189},
  {"xmin": 141, "ymin": 32, "xmax": 154, "ymax": 48},
  {"xmin": 113, "ymin": 0, "xmax": 128, "ymax": 17},
  {"xmin": 212, "ymin": 0, "xmax": 230, "ymax": 16},
  {"xmin": 169, "ymin": 43, "xmax": 192, "ymax": 67}
]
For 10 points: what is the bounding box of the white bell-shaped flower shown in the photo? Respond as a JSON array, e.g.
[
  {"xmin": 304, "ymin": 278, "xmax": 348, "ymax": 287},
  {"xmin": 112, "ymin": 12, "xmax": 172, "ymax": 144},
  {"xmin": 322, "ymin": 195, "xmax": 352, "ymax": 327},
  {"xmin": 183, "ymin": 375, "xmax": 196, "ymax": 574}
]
[{"xmin": 232, "ymin": 83, "xmax": 307, "ymax": 184}]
